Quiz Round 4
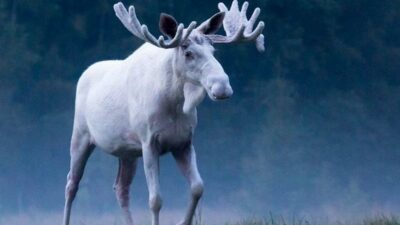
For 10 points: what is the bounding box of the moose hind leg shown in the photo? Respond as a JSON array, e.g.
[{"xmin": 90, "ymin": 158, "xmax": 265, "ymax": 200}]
[
  {"xmin": 142, "ymin": 141, "xmax": 162, "ymax": 225},
  {"xmin": 63, "ymin": 132, "xmax": 95, "ymax": 225},
  {"xmin": 172, "ymin": 145, "xmax": 204, "ymax": 225},
  {"xmin": 114, "ymin": 157, "xmax": 138, "ymax": 225}
]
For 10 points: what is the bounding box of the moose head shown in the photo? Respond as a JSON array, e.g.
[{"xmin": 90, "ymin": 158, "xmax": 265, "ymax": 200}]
[{"xmin": 113, "ymin": 0, "xmax": 264, "ymax": 107}]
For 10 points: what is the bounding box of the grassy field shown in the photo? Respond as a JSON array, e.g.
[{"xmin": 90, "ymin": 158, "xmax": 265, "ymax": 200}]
[
  {"xmin": 226, "ymin": 215, "xmax": 400, "ymax": 225},
  {"xmin": 1, "ymin": 212, "xmax": 399, "ymax": 225}
]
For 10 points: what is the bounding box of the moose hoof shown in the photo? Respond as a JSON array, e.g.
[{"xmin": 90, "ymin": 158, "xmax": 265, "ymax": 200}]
[{"xmin": 176, "ymin": 220, "xmax": 189, "ymax": 225}]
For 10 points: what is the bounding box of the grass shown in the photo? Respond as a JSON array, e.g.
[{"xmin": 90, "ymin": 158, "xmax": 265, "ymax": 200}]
[
  {"xmin": 361, "ymin": 215, "xmax": 400, "ymax": 225},
  {"xmin": 221, "ymin": 215, "xmax": 400, "ymax": 225},
  {"xmin": 0, "ymin": 211, "xmax": 398, "ymax": 225}
]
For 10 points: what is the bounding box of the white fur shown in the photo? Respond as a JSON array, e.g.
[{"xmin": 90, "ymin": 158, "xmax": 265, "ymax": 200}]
[
  {"xmin": 63, "ymin": 32, "xmax": 233, "ymax": 225},
  {"xmin": 62, "ymin": 1, "xmax": 266, "ymax": 224}
]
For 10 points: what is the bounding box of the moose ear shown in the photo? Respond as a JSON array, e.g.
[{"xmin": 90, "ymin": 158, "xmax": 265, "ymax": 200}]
[
  {"xmin": 197, "ymin": 12, "xmax": 225, "ymax": 35},
  {"xmin": 159, "ymin": 13, "xmax": 178, "ymax": 39}
]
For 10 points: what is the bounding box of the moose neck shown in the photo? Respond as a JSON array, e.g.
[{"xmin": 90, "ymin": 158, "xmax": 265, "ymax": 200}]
[
  {"xmin": 127, "ymin": 44, "xmax": 206, "ymax": 115},
  {"xmin": 170, "ymin": 49, "xmax": 206, "ymax": 114}
]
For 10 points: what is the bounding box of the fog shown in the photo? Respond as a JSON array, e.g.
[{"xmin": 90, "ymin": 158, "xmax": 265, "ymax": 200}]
[{"xmin": 0, "ymin": 0, "xmax": 399, "ymax": 223}]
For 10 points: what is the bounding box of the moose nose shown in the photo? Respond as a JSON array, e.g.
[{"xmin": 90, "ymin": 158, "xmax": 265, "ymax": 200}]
[{"xmin": 211, "ymin": 83, "xmax": 233, "ymax": 100}]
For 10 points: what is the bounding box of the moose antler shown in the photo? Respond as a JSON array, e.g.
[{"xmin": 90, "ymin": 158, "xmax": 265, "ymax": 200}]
[
  {"xmin": 208, "ymin": 0, "xmax": 265, "ymax": 52},
  {"xmin": 114, "ymin": 2, "xmax": 197, "ymax": 48}
]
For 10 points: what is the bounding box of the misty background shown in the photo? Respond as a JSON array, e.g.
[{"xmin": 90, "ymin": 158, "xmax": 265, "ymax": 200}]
[{"xmin": 0, "ymin": 0, "xmax": 399, "ymax": 222}]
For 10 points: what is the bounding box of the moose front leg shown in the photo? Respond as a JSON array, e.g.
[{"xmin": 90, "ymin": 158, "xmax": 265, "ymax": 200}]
[
  {"xmin": 172, "ymin": 145, "xmax": 204, "ymax": 225},
  {"xmin": 142, "ymin": 141, "xmax": 162, "ymax": 225}
]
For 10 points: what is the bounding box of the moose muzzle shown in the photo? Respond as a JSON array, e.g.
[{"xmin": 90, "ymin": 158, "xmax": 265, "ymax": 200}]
[
  {"xmin": 206, "ymin": 73, "xmax": 233, "ymax": 101},
  {"xmin": 211, "ymin": 82, "xmax": 233, "ymax": 100}
]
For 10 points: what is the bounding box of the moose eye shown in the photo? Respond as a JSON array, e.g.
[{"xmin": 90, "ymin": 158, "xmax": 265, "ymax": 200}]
[{"xmin": 185, "ymin": 51, "xmax": 194, "ymax": 60}]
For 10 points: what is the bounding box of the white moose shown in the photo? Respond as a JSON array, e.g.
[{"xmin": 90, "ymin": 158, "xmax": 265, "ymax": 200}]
[{"xmin": 62, "ymin": 1, "xmax": 265, "ymax": 225}]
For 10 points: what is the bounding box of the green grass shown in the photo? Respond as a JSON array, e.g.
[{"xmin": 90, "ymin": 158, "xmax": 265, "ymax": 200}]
[
  {"xmin": 361, "ymin": 215, "xmax": 400, "ymax": 225},
  {"xmin": 1, "ymin": 211, "xmax": 398, "ymax": 225},
  {"xmin": 222, "ymin": 215, "xmax": 400, "ymax": 225}
]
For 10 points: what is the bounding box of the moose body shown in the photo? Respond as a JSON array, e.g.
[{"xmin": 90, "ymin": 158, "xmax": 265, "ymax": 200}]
[
  {"xmin": 63, "ymin": 1, "xmax": 265, "ymax": 225},
  {"xmin": 82, "ymin": 44, "xmax": 196, "ymax": 155}
]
